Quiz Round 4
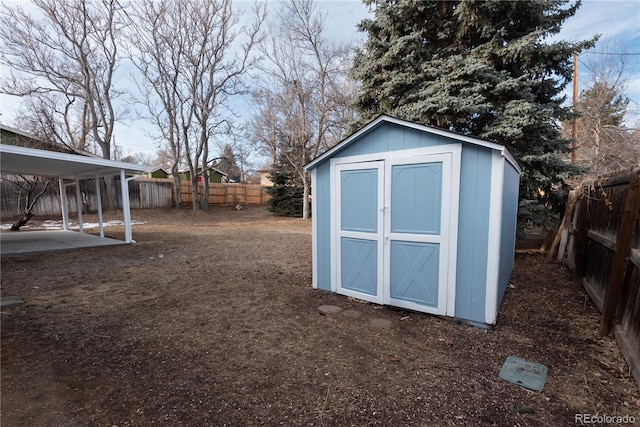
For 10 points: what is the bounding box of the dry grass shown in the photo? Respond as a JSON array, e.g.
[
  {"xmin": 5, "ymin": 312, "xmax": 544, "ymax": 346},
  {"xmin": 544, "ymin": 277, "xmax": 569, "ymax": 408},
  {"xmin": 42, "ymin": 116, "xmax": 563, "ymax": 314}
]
[{"xmin": 1, "ymin": 206, "xmax": 638, "ymax": 426}]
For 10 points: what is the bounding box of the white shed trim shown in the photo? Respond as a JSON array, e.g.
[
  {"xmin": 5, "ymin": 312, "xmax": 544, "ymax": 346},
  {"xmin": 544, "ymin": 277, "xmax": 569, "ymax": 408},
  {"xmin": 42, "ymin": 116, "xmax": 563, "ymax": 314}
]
[
  {"xmin": 446, "ymin": 147, "xmax": 462, "ymax": 317},
  {"xmin": 310, "ymin": 167, "xmax": 319, "ymax": 289},
  {"xmin": 485, "ymin": 150, "xmax": 505, "ymax": 324}
]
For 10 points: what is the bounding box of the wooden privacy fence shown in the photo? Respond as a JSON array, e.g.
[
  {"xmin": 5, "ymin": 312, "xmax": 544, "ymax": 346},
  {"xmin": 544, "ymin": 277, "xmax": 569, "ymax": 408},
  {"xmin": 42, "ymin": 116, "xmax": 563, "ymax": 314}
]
[
  {"xmin": 1, "ymin": 177, "xmax": 270, "ymax": 218},
  {"xmin": 178, "ymin": 181, "xmax": 271, "ymax": 206},
  {"xmin": 1, "ymin": 177, "xmax": 173, "ymax": 218},
  {"xmin": 127, "ymin": 179, "xmax": 173, "ymax": 209},
  {"xmin": 560, "ymin": 168, "xmax": 640, "ymax": 386}
]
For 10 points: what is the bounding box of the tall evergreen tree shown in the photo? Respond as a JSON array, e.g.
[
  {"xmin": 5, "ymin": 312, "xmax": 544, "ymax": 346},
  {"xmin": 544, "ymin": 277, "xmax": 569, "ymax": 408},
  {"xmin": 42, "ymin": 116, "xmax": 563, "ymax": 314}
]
[
  {"xmin": 217, "ymin": 144, "xmax": 242, "ymax": 183},
  {"xmin": 351, "ymin": 0, "xmax": 597, "ymax": 228},
  {"xmin": 266, "ymin": 151, "xmax": 305, "ymax": 217}
]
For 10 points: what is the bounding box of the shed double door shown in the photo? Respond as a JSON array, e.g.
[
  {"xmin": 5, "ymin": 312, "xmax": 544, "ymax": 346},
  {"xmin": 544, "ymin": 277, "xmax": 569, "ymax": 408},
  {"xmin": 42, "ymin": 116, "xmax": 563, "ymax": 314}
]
[{"xmin": 334, "ymin": 152, "xmax": 456, "ymax": 315}]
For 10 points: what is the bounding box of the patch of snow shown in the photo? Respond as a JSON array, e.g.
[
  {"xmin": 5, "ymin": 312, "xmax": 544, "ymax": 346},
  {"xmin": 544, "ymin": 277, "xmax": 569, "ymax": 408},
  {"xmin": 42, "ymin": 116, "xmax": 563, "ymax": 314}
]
[{"xmin": 1, "ymin": 219, "xmax": 146, "ymax": 231}]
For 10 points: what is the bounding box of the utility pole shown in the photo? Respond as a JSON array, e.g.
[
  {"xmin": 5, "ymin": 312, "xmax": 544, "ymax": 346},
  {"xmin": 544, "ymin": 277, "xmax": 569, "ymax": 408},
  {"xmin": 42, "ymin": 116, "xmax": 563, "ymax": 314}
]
[{"xmin": 572, "ymin": 52, "xmax": 578, "ymax": 163}]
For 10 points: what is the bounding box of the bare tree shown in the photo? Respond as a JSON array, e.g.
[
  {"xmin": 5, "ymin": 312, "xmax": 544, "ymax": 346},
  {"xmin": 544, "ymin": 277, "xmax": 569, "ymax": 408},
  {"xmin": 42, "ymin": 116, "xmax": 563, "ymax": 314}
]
[
  {"xmin": 0, "ymin": 0, "xmax": 126, "ymax": 160},
  {"xmin": 128, "ymin": 152, "xmax": 156, "ymax": 167},
  {"xmin": 571, "ymin": 39, "xmax": 640, "ymax": 176},
  {"xmin": 2, "ymin": 175, "xmax": 51, "ymax": 231},
  {"xmin": 127, "ymin": 0, "xmax": 191, "ymax": 208},
  {"xmin": 153, "ymin": 147, "xmax": 177, "ymax": 171},
  {"xmin": 128, "ymin": 0, "xmax": 265, "ymax": 211},
  {"xmin": 250, "ymin": 89, "xmax": 281, "ymax": 166},
  {"xmin": 1, "ymin": 0, "xmax": 127, "ymax": 211},
  {"xmin": 0, "ymin": 129, "xmax": 63, "ymax": 230},
  {"xmin": 252, "ymin": 0, "xmax": 356, "ymax": 219},
  {"xmin": 231, "ymin": 137, "xmax": 257, "ymax": 184},
  {"xmin": 14, "ymin": 94, "xmax": 93, "ymax": 153}
]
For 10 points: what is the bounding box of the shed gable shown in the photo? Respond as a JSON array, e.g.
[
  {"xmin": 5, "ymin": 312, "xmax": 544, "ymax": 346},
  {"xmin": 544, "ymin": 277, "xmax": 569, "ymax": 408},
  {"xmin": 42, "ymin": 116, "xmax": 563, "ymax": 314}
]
[{"xmin": 334, "ymin": 122, "xmax": 459, "ymax": 159}]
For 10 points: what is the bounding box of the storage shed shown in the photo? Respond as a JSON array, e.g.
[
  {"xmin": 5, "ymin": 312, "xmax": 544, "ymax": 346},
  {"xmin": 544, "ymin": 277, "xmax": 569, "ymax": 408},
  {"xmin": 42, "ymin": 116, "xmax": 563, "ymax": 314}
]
[{"xmin": 304, "ymin": 114, "xmax": 521, "ymax": 326}]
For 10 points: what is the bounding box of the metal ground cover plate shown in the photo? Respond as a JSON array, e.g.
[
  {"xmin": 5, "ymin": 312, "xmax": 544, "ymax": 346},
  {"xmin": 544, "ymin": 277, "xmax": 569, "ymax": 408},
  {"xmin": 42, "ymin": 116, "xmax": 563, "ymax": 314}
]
[
  {"xmin": 0, "ymin": 296, "xmax": 24, "ymax": 309},
  {"xmin": 499, "ymin": 356, "xmax": 548, "ymax": 391}
]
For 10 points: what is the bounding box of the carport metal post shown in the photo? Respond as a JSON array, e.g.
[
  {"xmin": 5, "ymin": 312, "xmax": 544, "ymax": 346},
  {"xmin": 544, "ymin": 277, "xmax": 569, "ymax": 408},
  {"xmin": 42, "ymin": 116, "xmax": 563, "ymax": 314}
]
[
  {"xmin": 75, "ymin": 178, "xmax": 84, "ymax": 234},
  {"xmin": 120, "ymin": 169, "xmax": 133, "ymax": 243},
  {"xmin": 95, "ymin": 174, "xmax": 104, "ymax": 238},
  {"xmin": 59, "ymin": 178, "xmax": 70, "ymax": 231}
]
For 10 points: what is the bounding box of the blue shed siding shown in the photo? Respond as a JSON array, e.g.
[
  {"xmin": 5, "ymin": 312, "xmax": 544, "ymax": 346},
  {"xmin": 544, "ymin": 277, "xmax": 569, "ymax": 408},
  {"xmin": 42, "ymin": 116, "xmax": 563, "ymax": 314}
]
[
  {"xmin": 454, "ymin": 145, "xmax": 492, "ymax": 323},
  {"xmin": 497, "ymin": 161, "xmax": 520, "ymax": 304},
  {"xmin": 315, "ymin": 161, "xmax": 332, "ymax": 291},
  {"xmin": 335, "ymin": 122, "xmax": 457, "ymax": 158},
  {"xmin": 308, "ymin": 117, "xmax": 518, "ymax": 326}
]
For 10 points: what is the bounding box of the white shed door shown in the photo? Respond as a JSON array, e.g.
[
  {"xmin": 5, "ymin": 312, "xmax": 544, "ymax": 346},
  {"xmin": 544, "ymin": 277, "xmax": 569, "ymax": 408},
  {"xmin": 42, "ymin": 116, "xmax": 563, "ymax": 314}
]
[
  {"xmin": 335, "ymin": 161, "xmax": 385, "ymax": 304},
  {"xmin": 334, "ymin": 152, "xmax": 456, "ymax": 315}
]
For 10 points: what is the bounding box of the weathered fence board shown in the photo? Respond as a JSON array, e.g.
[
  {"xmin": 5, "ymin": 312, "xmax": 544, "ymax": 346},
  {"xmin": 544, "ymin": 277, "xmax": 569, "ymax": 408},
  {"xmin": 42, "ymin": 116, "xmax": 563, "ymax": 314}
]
[
  {"xmin": 599, "ymin": 172, "xmax": 640, "ymax": 335},
  {"xmin": 131, "ymin": 179, "xmax": 173, "ymax": 210},
  {"xmin": 583, "ymin": 238, "xmax": 615, "ymax": 311},
  {"xmin": 621, "ymin": 263, "xmax": 640, "ymax": 354},
  {"xmin": 563, "ymin": 168, "xmax": 640, "ymax": 386},
  {"xmin": 2, "ymin": 177, "xmax": 269, "ymax": 219},
  {"xmin": 1, "ymin": 177, "xmax": 173, "ymax": 218}
]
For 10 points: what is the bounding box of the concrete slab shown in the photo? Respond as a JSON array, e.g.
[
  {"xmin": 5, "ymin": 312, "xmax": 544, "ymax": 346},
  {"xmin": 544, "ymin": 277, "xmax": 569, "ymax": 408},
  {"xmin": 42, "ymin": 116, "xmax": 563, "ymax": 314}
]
[
  {"xmin": 341, "ymin": 309, "xmax": 362, "ymax": 319},
  {"xmin": 1, "ymin": 296, "xmax": 24, "ymax": 308},
  {"xmin": 318, "ymin": 305, "xmax": 343, "ymax": 314},
  {"xmin": 371, "ymin": 318, "xmax": 393, "ymax": 329},
  {"xmin": 0, "ymin": 230, "xmax": 127, "ymax": 258}
]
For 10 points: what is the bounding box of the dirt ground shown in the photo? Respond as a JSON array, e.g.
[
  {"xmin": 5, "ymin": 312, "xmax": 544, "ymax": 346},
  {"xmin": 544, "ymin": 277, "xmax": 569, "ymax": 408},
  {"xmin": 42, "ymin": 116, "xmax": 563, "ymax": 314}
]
[{"xmin": 1, "ymin": 206, "xmax": 639, "ymax": 426}]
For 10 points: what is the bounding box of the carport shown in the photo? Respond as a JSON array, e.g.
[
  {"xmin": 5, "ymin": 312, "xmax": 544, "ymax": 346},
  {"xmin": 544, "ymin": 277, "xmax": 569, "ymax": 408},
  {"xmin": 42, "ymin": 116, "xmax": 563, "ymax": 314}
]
[{"xmin": 0, "ymin": 143, "xmax": 148, "ymax": 256}]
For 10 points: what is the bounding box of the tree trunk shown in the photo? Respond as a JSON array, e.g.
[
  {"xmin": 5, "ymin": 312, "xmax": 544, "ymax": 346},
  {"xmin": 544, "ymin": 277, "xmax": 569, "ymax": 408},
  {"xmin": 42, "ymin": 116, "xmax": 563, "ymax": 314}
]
[
  {"xmin": 11, "ymin": 212, "xmax": 33, "ymax": 231},
  {"xmin": 191, "ymin": 176, "xmax": 199, "ymax": 212},
  {"xmin": 10, "ymin": 178, "xmax": 51, "ymax": 230},
  {"xmin": 302, "ymin": 173, "xmax": 310, "ymax": 220},
  {"xmin": 172, "ymin": 173, "xmax": 183, "ymax": 209},
  {"xmin": 201, "ymin": 162, "xmax": 210, "ymax": 212},
  {"xmin": 102, "ymin": 175, "xmax": 117, "ymax": 210},
  {"xmin": 593, "ymin": 121, "xmax": 601, "ymax": 173}
]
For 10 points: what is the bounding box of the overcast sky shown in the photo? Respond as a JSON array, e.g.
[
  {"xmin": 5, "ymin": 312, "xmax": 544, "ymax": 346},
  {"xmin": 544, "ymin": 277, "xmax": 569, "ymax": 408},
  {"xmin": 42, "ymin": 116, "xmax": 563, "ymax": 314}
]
[{"xmin": 0, "ymin": 0, "xmax": 638, "ymax": 164}]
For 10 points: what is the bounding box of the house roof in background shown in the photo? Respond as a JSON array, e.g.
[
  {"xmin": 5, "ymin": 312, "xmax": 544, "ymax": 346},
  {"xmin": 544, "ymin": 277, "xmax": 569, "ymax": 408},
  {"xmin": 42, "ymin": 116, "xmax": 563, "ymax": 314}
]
[
  {"xmin": 1, "ymin": 125, "xmax": 148, "ymax": 179},
  {"xmin": 147, "ymin": 166, "xmax": 169, "ymax": 174},
  {"xmin": 0, "ymin": 124, "xmax": 96, "ymax": 157},
  {"xmin": 178, "ymin": 166, "xmax": 228, "ymax": 176},
  {"xmin": 0, "ymin": 123, "xmax": 44, "ymax": 141}
]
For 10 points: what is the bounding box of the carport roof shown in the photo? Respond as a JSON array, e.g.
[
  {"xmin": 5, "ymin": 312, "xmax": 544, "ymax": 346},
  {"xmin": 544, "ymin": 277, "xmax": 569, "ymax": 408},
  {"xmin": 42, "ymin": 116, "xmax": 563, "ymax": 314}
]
[{"xmin": 0, "ymin": 143, "xmax": 148, "ymax": 180}]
